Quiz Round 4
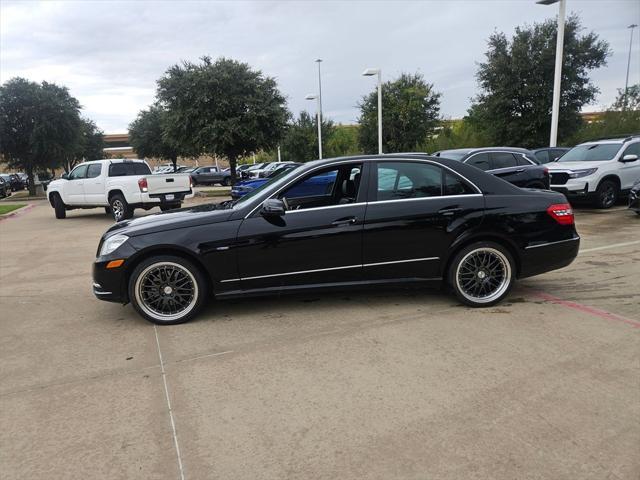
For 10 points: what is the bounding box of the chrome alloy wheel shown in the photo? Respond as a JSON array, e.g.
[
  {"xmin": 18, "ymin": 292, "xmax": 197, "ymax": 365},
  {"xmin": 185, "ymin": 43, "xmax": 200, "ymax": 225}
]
[
  {"xmin": 134, "ymin": 261, "xmax": 199, "ymax": 322},
  {"xmin": 112, "ymin": 199, "xmax": 125, "ymax": 221},
  {"xmin": 455, "ymin": 247, "xmax": 511, "ymax": 304}
]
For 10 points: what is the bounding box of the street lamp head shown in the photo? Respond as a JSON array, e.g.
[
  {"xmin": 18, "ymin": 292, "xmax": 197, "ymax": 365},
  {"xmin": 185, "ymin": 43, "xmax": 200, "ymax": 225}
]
[
  {"xmin": 305, "ymin": 94, "xmax": 317, "ymax": 100},
  {"xmin": 362, "ymin": 68, "xmax": 380, "ymax": 76},
  {"xmin": 536, "ymin": 0, "xmax": 560, "ymax": 4}
]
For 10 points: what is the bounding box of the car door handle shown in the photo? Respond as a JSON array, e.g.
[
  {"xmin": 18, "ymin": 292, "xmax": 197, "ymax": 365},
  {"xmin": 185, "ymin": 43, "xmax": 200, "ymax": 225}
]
[
  {"xmin": 438, "ymin": 207, "xmax": 462, "ymax": 216},
  {"xmin": 332, "ymin": 216, "xmax": 357, "ymax": 226}
]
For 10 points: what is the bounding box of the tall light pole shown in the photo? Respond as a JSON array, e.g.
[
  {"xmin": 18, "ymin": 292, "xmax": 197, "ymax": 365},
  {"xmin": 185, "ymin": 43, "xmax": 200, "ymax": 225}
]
[
  {"xmin": 537, "ymin": 0, "xmax": 566, "ymax": 147},
  {"xmin": 305, "ymin": 94, "xmax": 322, "ymax": 159},
  {"xmin": 625, "ymin": 24, "xmax": 638, "ymax": 109},
  {"xmin": 362, "ymin": 68, "xmax": 382, "ymax": 154}
]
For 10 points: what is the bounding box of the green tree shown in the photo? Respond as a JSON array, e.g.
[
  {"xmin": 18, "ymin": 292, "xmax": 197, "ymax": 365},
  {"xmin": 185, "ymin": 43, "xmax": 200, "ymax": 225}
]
[
  {"xmin": 156, "ymin": 56, "xmax": 289, "ymax": 182},
  {"xmin": 280, "ymin": 111, "xmax": 335, "ymax": 162},
  {"xmin": 569, "ymin": 84, "xmax": 640, "ymax": 144},
  {"xmin": 358, "ymin": 72, "xmax": 441, "ymax": 154},
  {"xmin": 129, "ymin": 105, "xmax": 182, "ymax": 171},
  {"xmin": 0, "ymin": 77, "xmax": 82, "ymax": 194},
  {"xmin": 468, "ymin": 15, "xmax": 610, "ymax": 148}
]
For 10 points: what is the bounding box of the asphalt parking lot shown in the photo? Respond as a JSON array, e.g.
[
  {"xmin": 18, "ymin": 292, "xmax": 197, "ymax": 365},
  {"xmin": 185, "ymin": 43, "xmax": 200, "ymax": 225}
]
[{"xmin": 1, "ymin": 199, "xmax": 638, "ymax": 480}]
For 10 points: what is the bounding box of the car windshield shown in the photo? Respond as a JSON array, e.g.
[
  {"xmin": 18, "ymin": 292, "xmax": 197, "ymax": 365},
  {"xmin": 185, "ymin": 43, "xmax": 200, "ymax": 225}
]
[
  {"xmin": 559, "ymin": 143, "xmax": 622, "ymax": 162},
  {"xmin": 233, "ymin": 165, "xmax": 302, "ymax": 206}
]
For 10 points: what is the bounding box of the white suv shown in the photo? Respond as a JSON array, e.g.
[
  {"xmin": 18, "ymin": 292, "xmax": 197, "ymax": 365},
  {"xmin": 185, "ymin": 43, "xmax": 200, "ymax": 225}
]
[{"xmin": 546, "ymin": 136, "xmax": 640, "ymax": 208}]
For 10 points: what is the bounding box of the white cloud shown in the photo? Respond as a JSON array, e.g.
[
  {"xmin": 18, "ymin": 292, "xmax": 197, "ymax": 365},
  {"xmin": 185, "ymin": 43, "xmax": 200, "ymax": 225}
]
[{"xmin": 1, "ymin": 0, "xmax": 638, "ymax": 133}]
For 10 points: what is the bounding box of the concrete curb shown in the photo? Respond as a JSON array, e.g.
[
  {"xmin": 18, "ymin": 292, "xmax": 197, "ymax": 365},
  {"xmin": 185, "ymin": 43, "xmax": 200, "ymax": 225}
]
[{"xmin": 0, "ymin": 203, "xmax": 36, "ymax": 222}]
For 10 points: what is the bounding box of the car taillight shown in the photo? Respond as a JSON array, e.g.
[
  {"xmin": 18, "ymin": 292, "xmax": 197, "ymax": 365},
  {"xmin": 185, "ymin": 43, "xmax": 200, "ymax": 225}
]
[
  {"xmin": 547, "ymin": 203, "xmax": 574, "ymax": 225},
  {"xmin": 138, "ymin": 177, "xmax": 148, "ymax": 193}
]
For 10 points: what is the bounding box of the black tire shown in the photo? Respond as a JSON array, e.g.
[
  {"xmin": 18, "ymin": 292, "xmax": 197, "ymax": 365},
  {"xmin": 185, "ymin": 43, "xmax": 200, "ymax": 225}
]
[
  {"xmin": 222, "ymin": 177, "xmax": 231, "ymax": 186},
  {"xmin": 53, "ymin": 193, "xmax": 66, "ymax": 219},
  {"xmin": 448, "ymin": 241, "xmax": 515, "ymax": 307},
  {"xmin": 594, "ymin": 179, "xmax": 618, "ymax": 209},
  {"xmin": 128, "ymin": 255, "xmax": 208, "ymax": 325},
  {"xmin": 110, "ymin": 193, "xmax": 133, "ymax": 222}
]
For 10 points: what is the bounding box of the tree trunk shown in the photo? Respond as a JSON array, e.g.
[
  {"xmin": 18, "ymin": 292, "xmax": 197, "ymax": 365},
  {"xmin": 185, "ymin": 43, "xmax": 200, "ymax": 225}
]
[
  {"xmin": 229, "ymin": 155, "xmax": 237, "ymax": 186},
  {"xmin": 26, "ymin": 165, "xmax": 36, "ymax": 197}
]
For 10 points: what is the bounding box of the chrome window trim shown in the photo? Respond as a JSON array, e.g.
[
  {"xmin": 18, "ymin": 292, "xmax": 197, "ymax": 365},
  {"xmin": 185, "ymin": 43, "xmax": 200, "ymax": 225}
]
[
  {"xmin": 525, "ymin": 236, "xmax": 580, "ymax": 250},
  {"xmin": 368, "ymin": 193, "xmax": 483, "ymax": 206},
  {"xmin": 220, "ymin": 256, "xmax": 440, "ymax": 283}
]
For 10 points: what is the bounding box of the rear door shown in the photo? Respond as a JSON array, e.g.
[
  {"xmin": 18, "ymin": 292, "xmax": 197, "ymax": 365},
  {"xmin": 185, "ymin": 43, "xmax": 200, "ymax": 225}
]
[{"xmin": 362, "ymin": 160, "xmax": 484, "ymax": 281}]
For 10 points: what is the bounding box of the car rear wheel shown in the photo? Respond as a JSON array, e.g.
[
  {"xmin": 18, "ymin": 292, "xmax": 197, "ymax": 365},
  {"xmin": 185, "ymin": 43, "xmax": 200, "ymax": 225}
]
[
  {"xmin": 448, "ymin": 242, "xmax": 514, "ymax": 307},
  {"xmin": 595, "ymin": 180, "xmax": 618, "ymax": 209},
  {"xmin": 110, "ymin": 194, "xmax": 133, "ymax": 222},
  {"xmin": 129, "ymin": 255, "xmax": 207, "ymax": 325},
  {"xmin": 53, "ymin": 194, "xmax": 66, "ymax": 219}
]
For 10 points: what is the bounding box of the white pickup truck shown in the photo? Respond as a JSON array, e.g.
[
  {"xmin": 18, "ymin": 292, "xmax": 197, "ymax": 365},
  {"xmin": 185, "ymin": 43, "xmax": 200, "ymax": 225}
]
[{"xmin": 47, "ymin": 159, "xmax": 193, "ymax": 221}]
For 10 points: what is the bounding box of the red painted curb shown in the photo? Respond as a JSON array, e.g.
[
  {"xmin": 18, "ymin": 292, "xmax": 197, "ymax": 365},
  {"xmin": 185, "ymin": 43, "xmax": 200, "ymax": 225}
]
[{"xmin": 0, "ymin": 203, "xmax": 36, "ymax": 222}]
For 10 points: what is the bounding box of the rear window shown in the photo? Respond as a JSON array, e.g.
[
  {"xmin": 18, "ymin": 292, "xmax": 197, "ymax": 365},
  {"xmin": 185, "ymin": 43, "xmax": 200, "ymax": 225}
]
[{"xmin": 108, "ymin": 162, "xmax": 151, "ymax": 176}]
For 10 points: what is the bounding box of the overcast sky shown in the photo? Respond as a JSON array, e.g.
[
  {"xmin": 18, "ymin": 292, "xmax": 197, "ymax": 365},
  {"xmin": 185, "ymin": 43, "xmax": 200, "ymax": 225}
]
[{"xmin": 1, "ymin": 0, "xmax": 638, "ymax": 133}]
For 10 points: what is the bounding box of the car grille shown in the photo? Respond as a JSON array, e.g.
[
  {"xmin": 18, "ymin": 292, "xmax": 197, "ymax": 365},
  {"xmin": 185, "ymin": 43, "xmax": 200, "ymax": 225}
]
[{"xmin": 550, "ymin": 172, "xmax": 570, "ymax": 185}]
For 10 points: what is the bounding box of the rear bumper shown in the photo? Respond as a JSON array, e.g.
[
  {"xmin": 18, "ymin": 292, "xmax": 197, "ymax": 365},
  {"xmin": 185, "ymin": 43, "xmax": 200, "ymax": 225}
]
[{"xmin": 519, "ymin": 235, "xmax": 580, "ymax": 278}]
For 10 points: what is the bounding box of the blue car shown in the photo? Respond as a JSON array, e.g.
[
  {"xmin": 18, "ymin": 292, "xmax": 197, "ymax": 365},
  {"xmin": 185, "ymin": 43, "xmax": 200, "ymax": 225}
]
[{"xmin": 231, "ymin": 163, "xmax": 302, "ymax": 199}]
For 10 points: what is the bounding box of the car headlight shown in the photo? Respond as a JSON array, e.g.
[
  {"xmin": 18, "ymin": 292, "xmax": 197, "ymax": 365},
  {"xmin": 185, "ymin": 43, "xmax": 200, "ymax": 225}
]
[
  {"xmin": 100, "ymin": 234, "xmax": 129, "ymax": 256},
  {"xmin": 569, "ymin": 168, "xmax": 597, "ymax": 178}
]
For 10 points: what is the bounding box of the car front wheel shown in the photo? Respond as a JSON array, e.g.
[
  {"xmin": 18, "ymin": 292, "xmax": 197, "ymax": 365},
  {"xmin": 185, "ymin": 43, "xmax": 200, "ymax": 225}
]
[
  {"xmin": 448, "ymin": 242, "xmax": 515, "ymax": 307},
  {"xmin": 128, "ymin": 255, "xmax": 207, "ymax": 325},
  {"xmin": 595, "ymin": 180, "xmax": 618, "ymax": 209}
]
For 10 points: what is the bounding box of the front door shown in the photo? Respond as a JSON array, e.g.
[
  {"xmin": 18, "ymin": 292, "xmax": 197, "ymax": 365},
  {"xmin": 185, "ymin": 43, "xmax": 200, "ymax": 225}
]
[
  {"xmin": 235, "ymin": 162, "xmax": 367, "ymax": 291},
  {"xmin": 363, "ymin": 160, "xmax": 484, "ymax": 280},
  {"xmin": 64, "ymin": 164, "xmax": 88, "ymax": 204}
]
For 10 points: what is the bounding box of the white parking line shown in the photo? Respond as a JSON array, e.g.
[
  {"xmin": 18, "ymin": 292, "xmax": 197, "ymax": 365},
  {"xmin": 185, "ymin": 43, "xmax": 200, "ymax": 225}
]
[
  {"xmin": 580, "ymin": 240, "xmax": 640, "ymax": 254},
  {"xmin": 154, "ymin": 325, "xmax": 185, "ymax": 480}
]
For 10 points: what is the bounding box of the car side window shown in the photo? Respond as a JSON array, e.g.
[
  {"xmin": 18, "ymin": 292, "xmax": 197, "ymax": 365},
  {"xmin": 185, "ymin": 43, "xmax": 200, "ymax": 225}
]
[
  {"xmin": 491, "ymin": 152, "xmax": 518, "ymax": 169},
  {"xmin": 444, "ymin": 172, "xmax": 476, "ymax": 196},
  {"xmin": 68, "ymin": 165, "xmax": 88, "ymax": 180},
  {"xmin": 86, "ymin": 164, "xmax": 102, "ymax": 178},
  {"xmin": 376, "ymin": 162, "xmax": 442, "ymax": 201},
  {"xmin": 623, "ymin": 143, "xmax": 640, "ymax": 157},
  {"xmin": 466, "ymin": 153, "xmax": 491, "ymax": 171}
]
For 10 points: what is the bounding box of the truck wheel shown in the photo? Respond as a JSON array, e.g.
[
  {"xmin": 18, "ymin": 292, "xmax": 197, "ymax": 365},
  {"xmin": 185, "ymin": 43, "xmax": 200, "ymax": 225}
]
[
  {"xmin": 110, "ymin": 194, "xmax": 133, "ymax": 222},
  {"xmin": 53, "ymin": 194, "xmax": 66, "ymax": 219},
  {"xmin": 448, "ymin": 241, "xmax": 515, "ymax": 307},
  {"xmin": 594, "ymin": 180, "xmax": 618, "ymax": 209}
]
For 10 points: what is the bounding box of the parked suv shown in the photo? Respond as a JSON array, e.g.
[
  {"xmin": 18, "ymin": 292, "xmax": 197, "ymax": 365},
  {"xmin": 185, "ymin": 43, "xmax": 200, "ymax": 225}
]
[
  {"xmin": 433, "ymin": 147, "xmax": 549, "ymax": 189},
  {"xmin": 546, "ymin": 136, "xmax": 640, "ymax": 208}
]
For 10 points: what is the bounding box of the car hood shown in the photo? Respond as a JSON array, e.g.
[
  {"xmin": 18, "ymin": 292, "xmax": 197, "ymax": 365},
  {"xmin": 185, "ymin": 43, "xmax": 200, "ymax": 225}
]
[
  {"xmin": 546, "ymin": 160, "xmax": 610, "ymax": 171},
  {"xmin": 103, "ymin": 202, "xmax": 235, "ymax": 238}
]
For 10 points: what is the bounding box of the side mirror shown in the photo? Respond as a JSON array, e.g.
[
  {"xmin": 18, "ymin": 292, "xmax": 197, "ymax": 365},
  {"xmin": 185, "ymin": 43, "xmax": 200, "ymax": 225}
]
[
  {"xmin": 621, "ymin": 154, "xmax": 638, "ymax": 162},
  {"xmin": 61, "ymin": 173, "xmax": 69, "ymax": 180},
  {"xmin": 260, "ymin": 198, "xmax": 286, "ymax": 217}
]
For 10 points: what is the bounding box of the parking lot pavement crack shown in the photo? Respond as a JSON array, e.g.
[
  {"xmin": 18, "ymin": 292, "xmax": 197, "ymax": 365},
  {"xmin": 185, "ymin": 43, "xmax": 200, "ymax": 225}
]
[{"xmin": 154, "ymin": 325, "xmax": 186, "ymax": 480}]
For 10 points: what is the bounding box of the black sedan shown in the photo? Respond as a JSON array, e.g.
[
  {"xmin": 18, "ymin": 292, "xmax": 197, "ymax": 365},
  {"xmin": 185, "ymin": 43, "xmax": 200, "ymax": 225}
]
[
  {"xmin": 433, "ymin": 147, "xmax": 549, "ymax": 189},
  {"xmin": 93, "ymin": 154, "xmax": 579, "ymax": 324}
]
